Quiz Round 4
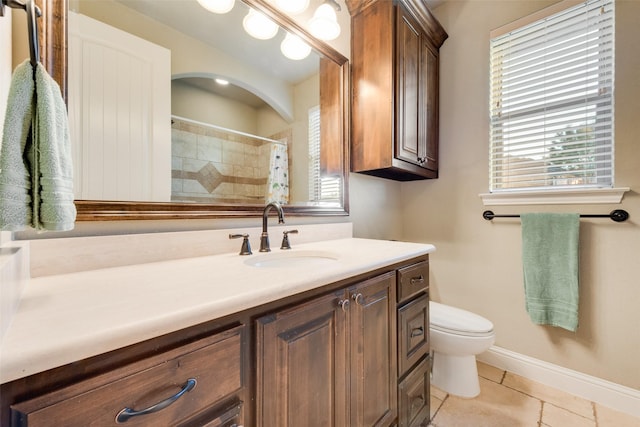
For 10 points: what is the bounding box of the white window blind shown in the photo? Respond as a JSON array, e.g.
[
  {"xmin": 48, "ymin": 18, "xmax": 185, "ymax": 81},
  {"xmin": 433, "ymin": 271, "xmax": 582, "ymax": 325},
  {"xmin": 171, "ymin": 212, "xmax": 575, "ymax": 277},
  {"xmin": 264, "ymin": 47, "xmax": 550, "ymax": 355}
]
[
  {"xmin": 308, "ymin": 105, "xmax": 342, "ymax": 203},
  {"xmin": 489, "ymin": 0, "xmax": 614, "ymax": 193}
]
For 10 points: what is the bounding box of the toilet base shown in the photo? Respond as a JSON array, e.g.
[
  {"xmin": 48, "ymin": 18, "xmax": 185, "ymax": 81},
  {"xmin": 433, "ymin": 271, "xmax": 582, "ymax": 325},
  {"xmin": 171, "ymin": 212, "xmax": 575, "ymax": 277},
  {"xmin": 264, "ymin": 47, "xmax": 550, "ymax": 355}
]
[{"xmin": 431, "ymin": 352, "xmax": 481, "ymax": 398}]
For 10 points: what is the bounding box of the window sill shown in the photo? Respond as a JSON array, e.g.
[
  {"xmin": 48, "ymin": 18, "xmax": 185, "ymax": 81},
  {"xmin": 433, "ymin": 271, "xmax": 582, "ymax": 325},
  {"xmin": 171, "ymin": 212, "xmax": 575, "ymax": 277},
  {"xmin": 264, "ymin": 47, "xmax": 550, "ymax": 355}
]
[{"xmin": 479, "ymin": 187, "xmax": 630, "ymax": 206}]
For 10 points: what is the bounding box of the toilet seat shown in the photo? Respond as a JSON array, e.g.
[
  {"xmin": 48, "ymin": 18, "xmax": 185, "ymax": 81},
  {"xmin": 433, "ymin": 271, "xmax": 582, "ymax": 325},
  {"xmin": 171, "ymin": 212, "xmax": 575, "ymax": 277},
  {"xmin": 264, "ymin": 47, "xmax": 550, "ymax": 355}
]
[{"xmin": 430, "ymin": 301, "xmax": 494, "ymax": 337}]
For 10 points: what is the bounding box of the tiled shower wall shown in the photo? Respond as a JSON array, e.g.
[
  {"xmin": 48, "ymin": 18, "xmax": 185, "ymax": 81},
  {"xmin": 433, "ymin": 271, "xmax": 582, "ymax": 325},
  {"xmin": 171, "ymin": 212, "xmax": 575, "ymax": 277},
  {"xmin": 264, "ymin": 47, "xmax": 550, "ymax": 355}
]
[{"xmin": 171, "ymin": 118, "xmax": 290, "ymax": 204}]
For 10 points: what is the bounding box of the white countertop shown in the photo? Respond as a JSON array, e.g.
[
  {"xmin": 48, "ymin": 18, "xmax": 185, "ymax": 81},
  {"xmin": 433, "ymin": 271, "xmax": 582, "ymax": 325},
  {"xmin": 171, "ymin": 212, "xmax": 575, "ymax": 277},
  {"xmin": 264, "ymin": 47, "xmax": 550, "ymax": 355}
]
[{"xmin": 0, "ymin": 238, "xmax": 434, "ymax": 384}]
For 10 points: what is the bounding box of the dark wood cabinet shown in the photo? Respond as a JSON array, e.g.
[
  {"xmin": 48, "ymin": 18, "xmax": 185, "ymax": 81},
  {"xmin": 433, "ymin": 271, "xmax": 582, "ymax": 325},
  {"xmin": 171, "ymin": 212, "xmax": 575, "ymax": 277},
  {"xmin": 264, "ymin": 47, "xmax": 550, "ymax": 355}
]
[
  {"xmin": 350, "ymin": 0, "xmax": 447, "ymax": 181},
  {"xmin": 396, "ymin": 261, "xmax": 430, "ymax": 427},
  {"xmin": 1, "ymin": 255, "xmax": 431, "ymax": 427},
  {"xmin": 256, "ymin": 272, "xmax": 397, "ymax": 427}
]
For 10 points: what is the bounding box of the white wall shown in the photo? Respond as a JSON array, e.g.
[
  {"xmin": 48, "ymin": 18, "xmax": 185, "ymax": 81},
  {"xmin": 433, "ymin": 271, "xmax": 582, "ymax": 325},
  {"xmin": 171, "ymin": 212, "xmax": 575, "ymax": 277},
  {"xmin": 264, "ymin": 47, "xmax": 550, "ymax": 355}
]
[
  {"xmin": 1, "ymin": 9, "xmax": 12, "ymax": 133},
  {"xmin": 401, "ymin": 0, "xmax": 640, "ymax": 390}
]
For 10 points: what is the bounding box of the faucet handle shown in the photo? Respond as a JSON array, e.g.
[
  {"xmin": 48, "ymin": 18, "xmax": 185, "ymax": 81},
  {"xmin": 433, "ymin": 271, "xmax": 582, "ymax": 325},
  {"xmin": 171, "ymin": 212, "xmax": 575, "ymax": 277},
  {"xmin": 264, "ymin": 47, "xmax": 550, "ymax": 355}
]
[
  {"xmin": 280, "ymin": 229, "xmax": 299, "ymax": 250},
  {"xmin": 229, "ymin": 233, "xmax": 252, "ymax": 255}
]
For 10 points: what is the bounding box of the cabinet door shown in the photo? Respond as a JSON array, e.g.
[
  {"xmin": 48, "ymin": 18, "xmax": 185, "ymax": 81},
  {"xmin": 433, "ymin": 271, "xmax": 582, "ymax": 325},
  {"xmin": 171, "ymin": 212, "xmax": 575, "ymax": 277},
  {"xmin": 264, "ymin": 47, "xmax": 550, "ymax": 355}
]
[
  {"xmin": 256, "ymin": 291, "xmax": 349, "ymax": 427},
  {"xmin": 421, "ymin": 41, "xmax": 439, "ymax": 172},
  {"xmin": 396, "ymin": 5, "xmax": 421, "ymax": 167},
  {"xmin": 349, "ymin": 272, "xmax": 397, "ymax": 427}
]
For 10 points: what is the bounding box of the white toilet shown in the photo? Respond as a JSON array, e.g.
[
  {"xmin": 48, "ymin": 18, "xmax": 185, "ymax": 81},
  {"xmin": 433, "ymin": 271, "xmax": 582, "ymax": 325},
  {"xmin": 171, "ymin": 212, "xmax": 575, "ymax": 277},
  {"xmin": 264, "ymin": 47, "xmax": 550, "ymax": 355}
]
[{"xmin": 429, "ymin": 301, "xmax": 496, "ymax": 398}]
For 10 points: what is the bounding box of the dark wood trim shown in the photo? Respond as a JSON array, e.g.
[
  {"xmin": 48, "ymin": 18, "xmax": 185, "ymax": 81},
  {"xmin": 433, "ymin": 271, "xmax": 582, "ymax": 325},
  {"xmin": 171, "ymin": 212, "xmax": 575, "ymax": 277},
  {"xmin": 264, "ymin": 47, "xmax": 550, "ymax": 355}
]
[
  {"xmin": 345, "ymin": 0, "xmax": 378, "ymax": 16},
  {"xmin": 36, "ymin": 0, "xmax": 67, "ymax": 100},
  {"xmin": 43, "ymin": 0, "xmax": 350, "ymax": 221},
  {"xmin": 402, "ymin": 0, "xmax": 448, "ymax": 48},
  {"xmin": 75, "ymin": 200, "xmax": 350, "ymax": 221}
]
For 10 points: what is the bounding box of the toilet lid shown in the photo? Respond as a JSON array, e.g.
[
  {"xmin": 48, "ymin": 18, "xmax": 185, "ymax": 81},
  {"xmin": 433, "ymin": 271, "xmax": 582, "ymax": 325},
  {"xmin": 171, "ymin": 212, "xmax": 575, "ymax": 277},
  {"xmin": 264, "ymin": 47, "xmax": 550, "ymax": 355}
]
[{"xmin": 430, "ymin": 301, "xmax": 494, "ymax": 336}]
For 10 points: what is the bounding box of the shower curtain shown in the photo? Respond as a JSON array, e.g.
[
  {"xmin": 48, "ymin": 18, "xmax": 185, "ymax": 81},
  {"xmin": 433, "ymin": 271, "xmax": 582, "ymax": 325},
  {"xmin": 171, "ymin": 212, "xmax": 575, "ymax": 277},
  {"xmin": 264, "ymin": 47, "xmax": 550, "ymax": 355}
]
[{"xmin": 266, "ymin": 142, "xmax": 289, "ymax": 204}]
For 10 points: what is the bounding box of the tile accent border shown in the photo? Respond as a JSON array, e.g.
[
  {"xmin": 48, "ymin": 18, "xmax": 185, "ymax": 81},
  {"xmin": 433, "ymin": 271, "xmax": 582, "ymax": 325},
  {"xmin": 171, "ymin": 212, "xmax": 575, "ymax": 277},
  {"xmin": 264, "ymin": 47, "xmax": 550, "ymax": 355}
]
[{"xmin": 478, "ymin": 346, "xmax": 640, "ymax": 418}]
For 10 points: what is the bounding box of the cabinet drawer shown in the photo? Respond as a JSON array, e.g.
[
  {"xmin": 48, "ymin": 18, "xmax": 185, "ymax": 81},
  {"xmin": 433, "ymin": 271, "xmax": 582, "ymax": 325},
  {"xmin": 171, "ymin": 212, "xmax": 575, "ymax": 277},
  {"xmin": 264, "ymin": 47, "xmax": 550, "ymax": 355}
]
[
  {"xmin": 398, "ymin": 294, "xmax": 429, "ymax": 377},
  {"xmin": 397, "ymin": 261, "xmax": 428, "ymax": 304},
  {"xmin": 12, "ymin": 325, "xmax": 244, "ymax": 426},
  {"xmin": 398, "ymin": 357, "xmax": 430, "ymax": 427}
]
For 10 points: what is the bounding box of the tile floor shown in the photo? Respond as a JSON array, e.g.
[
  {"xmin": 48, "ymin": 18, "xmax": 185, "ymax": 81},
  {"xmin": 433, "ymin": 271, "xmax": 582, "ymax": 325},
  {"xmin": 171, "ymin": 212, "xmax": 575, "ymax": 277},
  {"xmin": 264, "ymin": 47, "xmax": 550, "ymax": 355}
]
[{"xmin": 429, "ymin": 362, "xmax": 640, "ymax": 427}]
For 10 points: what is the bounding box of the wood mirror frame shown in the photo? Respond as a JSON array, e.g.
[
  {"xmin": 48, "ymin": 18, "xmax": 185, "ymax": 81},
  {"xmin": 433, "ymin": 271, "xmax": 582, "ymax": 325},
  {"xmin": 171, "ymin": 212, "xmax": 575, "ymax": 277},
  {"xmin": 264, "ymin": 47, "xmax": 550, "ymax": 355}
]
[{"xmin": 37, "ymin": 0, "xmax": 349, "ymax": 220}]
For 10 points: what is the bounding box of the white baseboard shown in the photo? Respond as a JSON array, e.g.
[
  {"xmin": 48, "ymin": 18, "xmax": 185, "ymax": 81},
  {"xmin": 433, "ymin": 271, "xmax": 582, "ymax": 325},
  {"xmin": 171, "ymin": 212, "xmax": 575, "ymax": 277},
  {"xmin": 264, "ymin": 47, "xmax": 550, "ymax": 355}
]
[{"xmin": 477, "ymin": 346, "xmax": 640, "ymax": 418}]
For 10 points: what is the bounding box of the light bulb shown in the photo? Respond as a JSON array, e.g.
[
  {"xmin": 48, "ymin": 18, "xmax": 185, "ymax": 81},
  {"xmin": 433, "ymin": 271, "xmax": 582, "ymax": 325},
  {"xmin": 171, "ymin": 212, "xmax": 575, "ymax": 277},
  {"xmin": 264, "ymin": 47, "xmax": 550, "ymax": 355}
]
[
  {"xmin": 243, "ymin": 8, "xmax": 279, "ymax": 40},
  {"xmin": 196, "ymin": 0, "xmax": 235, "ymax": 14},
  {"xmin": 308, "ymin": 3, "xmax": 340, "ymax": 41},
  {"xmin": 274, "ymin": 0, "xmax": 309, "ymax": 15},
  {"xmin": 280, "ymin": 32, "xmax": 311, "ymax": 60}
]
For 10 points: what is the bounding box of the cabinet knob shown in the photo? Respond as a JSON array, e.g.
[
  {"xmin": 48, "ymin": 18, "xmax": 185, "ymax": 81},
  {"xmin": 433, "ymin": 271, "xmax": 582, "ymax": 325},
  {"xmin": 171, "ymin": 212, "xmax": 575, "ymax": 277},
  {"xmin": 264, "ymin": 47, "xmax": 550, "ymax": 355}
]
[
  {"xmin": 351, "ymin": 293, "xmax": 364, "ymax": 306},
  {"xmin": 338, "ymin": 299, "xmax": 350, "ymax": 312}
]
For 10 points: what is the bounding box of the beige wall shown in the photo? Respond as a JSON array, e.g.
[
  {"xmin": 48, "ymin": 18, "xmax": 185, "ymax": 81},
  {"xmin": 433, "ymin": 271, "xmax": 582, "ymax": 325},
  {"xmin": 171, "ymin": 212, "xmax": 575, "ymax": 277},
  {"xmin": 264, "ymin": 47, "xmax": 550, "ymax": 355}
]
[
  {"xmin": 171, "ymin": 81, "xmax": 260, "ymax": 135},
  {"xmin": 401, "ymin": 0, "xmax": 640, "ymax": 389}
]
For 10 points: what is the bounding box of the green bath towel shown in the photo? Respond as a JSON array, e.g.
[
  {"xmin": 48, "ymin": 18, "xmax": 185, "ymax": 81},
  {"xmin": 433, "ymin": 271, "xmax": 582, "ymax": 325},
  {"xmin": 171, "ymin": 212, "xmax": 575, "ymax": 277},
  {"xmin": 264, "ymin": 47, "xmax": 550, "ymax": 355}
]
[{"xmin": 521, "ymin": 213, "xmax": 580, "ymax": 332}]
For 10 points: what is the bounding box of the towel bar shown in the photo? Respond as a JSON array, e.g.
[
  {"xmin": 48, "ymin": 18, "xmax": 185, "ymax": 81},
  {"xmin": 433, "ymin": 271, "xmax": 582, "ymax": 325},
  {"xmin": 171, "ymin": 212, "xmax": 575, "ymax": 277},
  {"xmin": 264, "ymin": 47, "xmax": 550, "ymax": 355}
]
[
  {"xmin": 482, "ymin": 209, "xmax": 629, "ymax": 222},
  {"xmin": 1, "ymin": 0, "xmax": 41, "ymax": 66}
]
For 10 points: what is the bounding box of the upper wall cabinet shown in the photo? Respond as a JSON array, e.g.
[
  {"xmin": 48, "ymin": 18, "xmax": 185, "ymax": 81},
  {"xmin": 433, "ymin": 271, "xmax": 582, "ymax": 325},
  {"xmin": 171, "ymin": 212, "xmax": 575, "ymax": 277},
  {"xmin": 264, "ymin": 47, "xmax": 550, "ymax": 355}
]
[{"xmin": 349, "ymin": 0, "xmax": 447, "ymax": 181}]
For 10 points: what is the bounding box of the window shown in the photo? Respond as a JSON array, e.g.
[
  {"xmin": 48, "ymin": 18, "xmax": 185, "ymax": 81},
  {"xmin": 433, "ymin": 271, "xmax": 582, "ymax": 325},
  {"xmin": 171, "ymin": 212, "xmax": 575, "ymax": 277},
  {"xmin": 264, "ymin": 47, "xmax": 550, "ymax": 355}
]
[
  {"xmin": 489, "ymin": 0, "xmax": 615, "ymax": 194},
  {"xmin": 308, "ymin": 106, "xmax": 341, "ymax": 203}
]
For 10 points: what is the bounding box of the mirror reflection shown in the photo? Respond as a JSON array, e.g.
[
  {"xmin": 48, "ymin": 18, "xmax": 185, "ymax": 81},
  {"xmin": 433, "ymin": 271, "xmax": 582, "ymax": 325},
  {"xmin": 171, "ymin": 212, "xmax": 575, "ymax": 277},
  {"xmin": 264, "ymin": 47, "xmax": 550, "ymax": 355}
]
[{"xmin": 67, "ymin": 0, "xmax": 346, "ymax": 212}]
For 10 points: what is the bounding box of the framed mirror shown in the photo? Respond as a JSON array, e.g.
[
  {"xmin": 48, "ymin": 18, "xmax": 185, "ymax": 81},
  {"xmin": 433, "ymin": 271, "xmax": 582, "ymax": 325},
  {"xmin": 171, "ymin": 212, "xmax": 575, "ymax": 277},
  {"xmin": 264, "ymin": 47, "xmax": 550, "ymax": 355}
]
[{"xmin": 38, "ymin": 0, "xmax": 349, "ymax": 220}]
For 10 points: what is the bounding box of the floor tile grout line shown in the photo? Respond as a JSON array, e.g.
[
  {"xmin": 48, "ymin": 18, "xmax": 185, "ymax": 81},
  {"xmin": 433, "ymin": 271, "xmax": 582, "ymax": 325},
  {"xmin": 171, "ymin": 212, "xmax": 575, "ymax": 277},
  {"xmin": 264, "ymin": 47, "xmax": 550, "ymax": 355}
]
[
  {"xmin": 430, "ymin": 393, "xmax": 450, "ymax": 425},
  {"xmin": 497, "ymin": 381, "xmax": 598, "ymax": 421}
]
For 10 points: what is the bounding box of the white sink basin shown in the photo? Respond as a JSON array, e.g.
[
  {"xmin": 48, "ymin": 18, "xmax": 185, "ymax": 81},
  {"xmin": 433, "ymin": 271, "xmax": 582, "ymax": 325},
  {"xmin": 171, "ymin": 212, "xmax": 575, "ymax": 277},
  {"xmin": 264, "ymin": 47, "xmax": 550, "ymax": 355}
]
[{"xmin": 244, "ymin": 250, "xmax": 339, "ymax": 268}]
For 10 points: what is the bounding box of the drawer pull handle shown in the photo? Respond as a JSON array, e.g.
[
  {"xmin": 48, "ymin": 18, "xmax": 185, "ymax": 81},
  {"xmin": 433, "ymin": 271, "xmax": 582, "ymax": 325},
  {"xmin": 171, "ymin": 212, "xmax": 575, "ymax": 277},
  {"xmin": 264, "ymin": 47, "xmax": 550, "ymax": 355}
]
[
  {"xmin": 411, "ymin": 394, "xmax": 425, "ymax": 408},
  {"xmin": 410, "ymin": 275, "xmax": 425, "ymax": 285},
  {"xmin": 115, "ymin": 378, "xmax": 197, "ymax": 423},
  {"xmin": 338, "ymin": 299, "xmax": 350, "ymax": 312},
  {"xmin": 410, "ymin": 326, "xmax": 424, "ymax": 337}
]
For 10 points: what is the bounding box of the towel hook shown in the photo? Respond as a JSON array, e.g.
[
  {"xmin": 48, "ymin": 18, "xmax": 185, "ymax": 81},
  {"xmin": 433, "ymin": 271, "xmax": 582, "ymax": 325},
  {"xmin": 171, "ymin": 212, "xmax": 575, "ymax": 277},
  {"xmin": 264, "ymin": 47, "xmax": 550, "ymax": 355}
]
[{"xmin": 1, "ymin": 0, "xmax": 42, "ymax": 66}]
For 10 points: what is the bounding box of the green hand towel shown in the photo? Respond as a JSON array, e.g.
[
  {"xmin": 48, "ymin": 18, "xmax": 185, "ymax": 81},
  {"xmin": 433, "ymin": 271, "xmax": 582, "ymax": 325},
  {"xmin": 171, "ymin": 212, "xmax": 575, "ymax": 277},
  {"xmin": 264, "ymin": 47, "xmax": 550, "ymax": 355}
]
[
  {"xmin": 0, "ymin": 60, "xmax": 75, "ymax": 232},
  {"xmin": 31, "ymin": 62, "xmax": 76, "ymax": 231},
  {"xmin": 521, "ymin": 213, "xmax": 580, "ymax": 332},
  {"xmin": 0, "ymin": 61, "xmax": 34, "ymax": 231}
]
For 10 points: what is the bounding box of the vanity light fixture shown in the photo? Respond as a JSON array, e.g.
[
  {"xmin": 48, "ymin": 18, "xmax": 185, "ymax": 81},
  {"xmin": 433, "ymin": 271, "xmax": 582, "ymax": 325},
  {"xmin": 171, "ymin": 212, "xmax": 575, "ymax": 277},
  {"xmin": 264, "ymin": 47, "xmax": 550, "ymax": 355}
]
[
  {"xmin": 215, "ymin": 78, "xmax": 229, "ymax": 85},
  {"xmin": 280, "ymin": 32, "xmax": 311, "ymax": 60},
  {"xmin": 274, "ymin": 0, "xmax": 310, "ymax": 15},
  {"xmin": 308, "ymin": 0, "xmax": 341, "ymax": 41},
  {"xmin": 196, "ymin": 0, "xmax": 235, "ymax": 14},
  {"xmin": 243, "ymin": 8, "xmax": 279, "ymax": 40}
]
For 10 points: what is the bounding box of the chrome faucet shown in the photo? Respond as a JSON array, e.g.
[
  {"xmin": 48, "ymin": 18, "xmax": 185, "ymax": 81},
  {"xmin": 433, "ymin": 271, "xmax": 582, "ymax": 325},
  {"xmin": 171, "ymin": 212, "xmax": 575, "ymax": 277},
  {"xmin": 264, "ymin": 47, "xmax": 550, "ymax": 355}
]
[{"xmin": 260, "ymin": 202, "xmax": 285, "ymax": 252}]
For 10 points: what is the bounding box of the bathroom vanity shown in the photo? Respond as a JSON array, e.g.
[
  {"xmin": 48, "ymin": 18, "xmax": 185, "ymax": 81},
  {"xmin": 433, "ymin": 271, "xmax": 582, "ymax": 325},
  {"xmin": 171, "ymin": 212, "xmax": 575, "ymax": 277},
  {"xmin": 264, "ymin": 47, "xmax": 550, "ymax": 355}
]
[{"xmin": 0, "ymin": 238, "xmax": 434, "ymax": 427}]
